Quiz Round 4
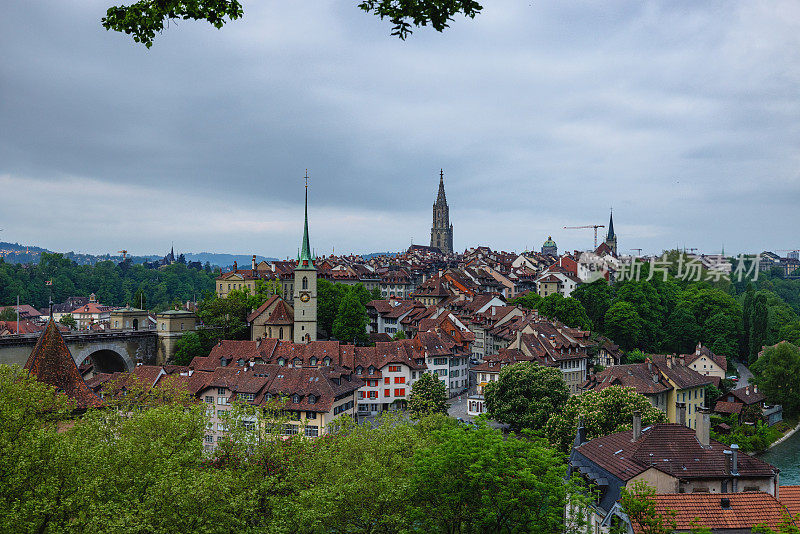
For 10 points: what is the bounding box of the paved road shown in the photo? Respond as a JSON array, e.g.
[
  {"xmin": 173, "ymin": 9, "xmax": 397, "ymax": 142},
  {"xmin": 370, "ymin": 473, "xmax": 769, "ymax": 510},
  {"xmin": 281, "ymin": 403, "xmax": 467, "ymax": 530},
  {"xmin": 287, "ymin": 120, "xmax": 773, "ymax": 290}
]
[{"xmin": 734, "ymin": 360, "xmax": 753, "ymax": 386}]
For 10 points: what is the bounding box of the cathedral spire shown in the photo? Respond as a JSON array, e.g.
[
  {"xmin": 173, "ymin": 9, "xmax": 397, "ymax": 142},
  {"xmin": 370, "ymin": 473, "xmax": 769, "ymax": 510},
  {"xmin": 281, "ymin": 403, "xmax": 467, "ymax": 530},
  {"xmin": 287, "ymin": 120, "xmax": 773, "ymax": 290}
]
[
  {"xmin": 437, "ymin": 169, "xmax": 447, "ymax": 204},
  {"xmin": 431, "ymin": 169, "xmax": 454, "ymax": 254},
  {"xmin": 298, "ymin": 170, "xmax": 315, "ymax": 270}
]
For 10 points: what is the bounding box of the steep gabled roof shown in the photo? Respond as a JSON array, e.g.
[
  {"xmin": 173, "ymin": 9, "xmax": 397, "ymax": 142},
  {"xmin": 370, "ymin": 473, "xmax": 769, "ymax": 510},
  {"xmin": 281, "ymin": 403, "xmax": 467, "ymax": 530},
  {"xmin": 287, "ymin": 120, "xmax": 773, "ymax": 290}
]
[
  {"xmin": 574, "ymin": 424, "xmax": 776, "ymax": 482},
  {"xmin": 24, "ymin": 319, "xmax": 103, "ymax": 409},
  {"xmin": 247, "ymin": 295, "xmax": 280, "ymax": 323}
]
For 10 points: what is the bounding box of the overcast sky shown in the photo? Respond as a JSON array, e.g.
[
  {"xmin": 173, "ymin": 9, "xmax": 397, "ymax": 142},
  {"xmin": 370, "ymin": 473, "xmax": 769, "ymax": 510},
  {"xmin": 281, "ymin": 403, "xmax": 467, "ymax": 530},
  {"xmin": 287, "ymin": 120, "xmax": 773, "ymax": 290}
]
[{"xmin": 1, "ymin": 1, "xmax": 798, "ymax": 259}]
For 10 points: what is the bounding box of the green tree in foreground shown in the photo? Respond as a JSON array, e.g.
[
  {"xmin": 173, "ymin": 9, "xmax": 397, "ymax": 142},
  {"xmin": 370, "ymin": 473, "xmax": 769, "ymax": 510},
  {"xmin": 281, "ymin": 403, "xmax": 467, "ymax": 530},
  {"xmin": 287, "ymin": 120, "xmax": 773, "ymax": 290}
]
[
  {"xmin": 751, "ymin": 341, "xmax": 800, "ymax": 417},
  {"xmin": 619, "ymin": 480, "xmax": 677, "ymax": 534},
  {"xmin": 410, "ymin": 422, "xmax": 577, "ymax": 534},
  {"xmin": 0, "ymin": 365, "xmax": 580, "ymax": 534},
  {"xmin": 545, "ymin": 385, "xmax": 668, "ymax": 453},
  {"xmin": 408, "ymin": 371, "xmax": 448, "ymax": 419},
  {"xmin": 58, "ymin": 313, "xmax": 77, "ymax": 329},
  {"xmin": 102, "ymin": 0, "xmax": 483, "ymax": 47},
  {"xmin": 484, "ymin": 362, "xmax": 569, "ymax": 432},
  {"xmin": 392, "ymin": 330, "xmax": 407, "ymax": 340}
]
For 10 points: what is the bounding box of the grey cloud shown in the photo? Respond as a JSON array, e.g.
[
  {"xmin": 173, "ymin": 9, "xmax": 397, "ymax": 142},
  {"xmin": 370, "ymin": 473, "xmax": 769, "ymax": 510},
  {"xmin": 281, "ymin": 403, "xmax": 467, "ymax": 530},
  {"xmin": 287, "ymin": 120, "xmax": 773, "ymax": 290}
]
[{"xmin": 1, "ymin": 0, "xmax": 798, "ymax": 257}]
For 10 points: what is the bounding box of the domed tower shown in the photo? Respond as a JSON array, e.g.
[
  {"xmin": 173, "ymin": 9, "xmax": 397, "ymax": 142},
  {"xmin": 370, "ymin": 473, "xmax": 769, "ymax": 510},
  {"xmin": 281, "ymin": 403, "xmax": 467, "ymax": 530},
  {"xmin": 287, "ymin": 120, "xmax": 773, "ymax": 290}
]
[
  {"xmin": 541, "ymin": 236, "xmax": 558, "ymax": 256},
  {"xmin": 430, "ymin": 169, "xmax": 454, "ymax": 254}
]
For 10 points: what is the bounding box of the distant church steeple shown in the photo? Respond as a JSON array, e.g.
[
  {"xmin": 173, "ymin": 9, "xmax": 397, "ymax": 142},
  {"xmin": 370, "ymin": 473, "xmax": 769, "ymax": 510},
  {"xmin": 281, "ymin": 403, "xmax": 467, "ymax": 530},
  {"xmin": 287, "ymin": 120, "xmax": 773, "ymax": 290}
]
[
  {"xmin": 430, "ymin": 169, "xmax": 454, "ymax": 254},
  {"xmin": 294, "ymin": 171, "xmax": 317, "ymax": 344},
  {"xmin": 604, "ymin": 210, "xmax": 617, "ymax": 256}
]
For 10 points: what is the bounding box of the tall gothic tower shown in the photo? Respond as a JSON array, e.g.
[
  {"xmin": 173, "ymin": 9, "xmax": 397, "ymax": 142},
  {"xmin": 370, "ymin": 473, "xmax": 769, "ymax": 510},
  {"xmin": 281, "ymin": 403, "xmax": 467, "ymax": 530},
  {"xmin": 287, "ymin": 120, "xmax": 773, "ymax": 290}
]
[
  {"xmin": 604, "ymin": 210, "xmax": 618, "ymax": 256},
  {"xmin": 430, "ymin": 169, "xmax": 454, "ymax": 254},
  {"xmin": 293, "ymin": 176, "xmax": 317, "ymax": 344}
]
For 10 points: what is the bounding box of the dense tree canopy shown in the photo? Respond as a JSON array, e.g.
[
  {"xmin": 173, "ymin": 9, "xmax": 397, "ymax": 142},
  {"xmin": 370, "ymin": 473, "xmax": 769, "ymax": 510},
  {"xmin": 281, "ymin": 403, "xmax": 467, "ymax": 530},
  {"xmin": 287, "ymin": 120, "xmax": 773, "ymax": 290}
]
[
  {"xmin": 0, "ymin": 252, "xmax": 216, "ymax": 312},
  {"xmin": 1, "ymin": 366, "xmax": 579, "ymax": 534},
  {"xmin": 102, "ymin": 0, "xmax": 484, "ymax": 47},
  {"xmin": 751, "ymin": 341, "xmax": 800, "ymax": 417},
  {"xmin": 544, "ymin": 385, "xmax": 668, "ymax": 453},
  {"xmin": 536, "ymin": 293, "xmax": 593, "ymax": 330},
  {"xmin": 484, "ymin": 362, "xmax": 569, "ymax": 432}
]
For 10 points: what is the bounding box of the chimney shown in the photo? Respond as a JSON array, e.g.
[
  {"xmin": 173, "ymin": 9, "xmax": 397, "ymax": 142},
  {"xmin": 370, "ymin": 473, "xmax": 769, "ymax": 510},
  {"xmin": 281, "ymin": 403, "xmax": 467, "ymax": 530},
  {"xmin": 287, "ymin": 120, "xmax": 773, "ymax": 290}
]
[
  {"xmin": 574, "ymin": 416, "xmax": 588, "ymax": 448},
  {"xmin": 754, "ymin": 385, "xmax": 758, "ymax": 394},
  {"xmin": 252, "ymin": 254, "xmax": 257, "ymax": 271},
  {"xmin": 723, "ymin": 449, "xmax": 732, "ymax": 474},
  {"xmin": 667, "ymin": 355, "xmax": 673, "ymax": 369},
  {"xmin": 676, "ymin": 402, "xmax": 687, "ymax": 426},
  {"xmin": 731, "ymin": 444, "xmax": 739, "ymax": 475},
  {"xmin": 695, "ymin": 409, "xmax": 710, "ymax": 448},
  {"xmin": 233, "ymin": 260, "xmax": 238, "ymax": 272},
  {"xmin": 632, "ymin": 411, "xmax": 642, "ymax": 442},
  {"xmin": 745, "ymin": 386, "xmax": 750, "ymax": 396}
]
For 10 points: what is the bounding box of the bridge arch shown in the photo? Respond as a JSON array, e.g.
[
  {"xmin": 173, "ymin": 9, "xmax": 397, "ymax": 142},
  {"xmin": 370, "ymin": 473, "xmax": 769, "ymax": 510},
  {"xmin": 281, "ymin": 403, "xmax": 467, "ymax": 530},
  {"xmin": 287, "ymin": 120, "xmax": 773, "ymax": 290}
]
[{"xmin": 74, "ymin": 343, "xmax": 135, "ymax": 373}]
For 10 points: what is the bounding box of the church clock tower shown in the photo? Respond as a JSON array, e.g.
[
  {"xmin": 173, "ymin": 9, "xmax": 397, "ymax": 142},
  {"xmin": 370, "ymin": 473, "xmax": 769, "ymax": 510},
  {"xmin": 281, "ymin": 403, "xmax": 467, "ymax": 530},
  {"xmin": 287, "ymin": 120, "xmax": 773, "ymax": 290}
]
[{"xmin": 293, "ymin": 175, "xmax": 317, "ymax": 344}]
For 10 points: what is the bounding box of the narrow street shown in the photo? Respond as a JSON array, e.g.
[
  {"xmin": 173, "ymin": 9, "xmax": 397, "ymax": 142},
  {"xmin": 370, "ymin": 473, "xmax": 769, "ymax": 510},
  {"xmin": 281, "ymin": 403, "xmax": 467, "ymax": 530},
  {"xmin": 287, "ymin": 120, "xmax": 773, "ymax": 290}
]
[{"xmin": 734, "ymin": 359, "xmax": 753, "ymax": 386}]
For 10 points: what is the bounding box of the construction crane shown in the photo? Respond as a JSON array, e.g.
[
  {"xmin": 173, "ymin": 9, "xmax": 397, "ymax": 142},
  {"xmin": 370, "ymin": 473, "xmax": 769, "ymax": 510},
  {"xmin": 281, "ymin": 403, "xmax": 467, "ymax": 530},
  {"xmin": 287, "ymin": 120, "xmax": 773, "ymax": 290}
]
[
  {"xmin": 563, "ymin": 224, "xmax": 605, "ymax": 248},
  {"xmin": 118, "ymin": 250, "xmax": 128, "ymax": 260}
]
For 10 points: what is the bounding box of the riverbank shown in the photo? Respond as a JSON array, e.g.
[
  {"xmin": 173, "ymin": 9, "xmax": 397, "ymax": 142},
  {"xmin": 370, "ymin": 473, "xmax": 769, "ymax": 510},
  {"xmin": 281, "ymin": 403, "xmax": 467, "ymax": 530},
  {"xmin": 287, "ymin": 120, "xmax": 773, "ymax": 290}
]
[{"xmin": 768, "ymin": 417, "xmax": 800, "ymax": 449}]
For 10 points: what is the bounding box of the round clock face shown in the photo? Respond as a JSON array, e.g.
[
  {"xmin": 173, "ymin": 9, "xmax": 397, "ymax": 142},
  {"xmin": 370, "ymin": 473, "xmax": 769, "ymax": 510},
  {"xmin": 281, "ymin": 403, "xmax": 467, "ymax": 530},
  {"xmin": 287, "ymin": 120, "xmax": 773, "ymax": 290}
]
[{"xmin": 300, "ymin": 293, "xmax": 310, "ymax": 302}]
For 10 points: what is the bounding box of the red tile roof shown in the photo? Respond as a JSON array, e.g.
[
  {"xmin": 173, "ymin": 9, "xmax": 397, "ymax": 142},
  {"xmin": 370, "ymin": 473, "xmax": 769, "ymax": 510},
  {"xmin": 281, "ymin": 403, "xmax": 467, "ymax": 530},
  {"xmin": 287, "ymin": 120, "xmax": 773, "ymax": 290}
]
[
  {"xmin": 729, "ymin": 386, "xmax": 766, "ymax": 406},
  {"xmin": 714, "ymin": 401, "xmax": 744, "ymax": 415},
  {"xmin": 779, "ymin": 486, "xmax": 800, "ymax": 517},
  {"xmin": 246, "ymin": 295, "xmax": 280, "ymax": 323},
  {"xmin": 639, "ymin": 492, "xmax": 792, "ymax": 533},
  {"xmin": 24, "ymin": 319, "xmax": 103, "ymax": 409}
]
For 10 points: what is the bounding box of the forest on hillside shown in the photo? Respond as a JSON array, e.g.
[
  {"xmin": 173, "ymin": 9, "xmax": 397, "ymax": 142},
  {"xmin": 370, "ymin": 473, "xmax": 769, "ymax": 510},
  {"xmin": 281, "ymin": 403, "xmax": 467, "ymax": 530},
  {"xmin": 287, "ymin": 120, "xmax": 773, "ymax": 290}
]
[{"xmin": 0, "ymin": 253, "xmax": 217, "ymax": 312}]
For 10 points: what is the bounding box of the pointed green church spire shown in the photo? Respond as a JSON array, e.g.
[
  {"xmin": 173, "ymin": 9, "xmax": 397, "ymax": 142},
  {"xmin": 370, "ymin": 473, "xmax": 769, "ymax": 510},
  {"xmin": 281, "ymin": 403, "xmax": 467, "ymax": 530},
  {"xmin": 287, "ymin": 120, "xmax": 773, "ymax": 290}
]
[{"xmin": 297, "ymin": 171, "xmax": 315, "ymax": 270}]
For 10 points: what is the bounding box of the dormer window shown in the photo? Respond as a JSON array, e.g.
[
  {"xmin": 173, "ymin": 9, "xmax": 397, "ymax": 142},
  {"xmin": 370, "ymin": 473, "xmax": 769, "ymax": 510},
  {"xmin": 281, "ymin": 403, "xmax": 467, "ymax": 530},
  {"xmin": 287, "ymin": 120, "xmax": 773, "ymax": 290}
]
[
  {"xmin": 308, "ymin": 395, "xmax": 316, "ymax": 404},
  {"xmin": 323, "ymin": 357, "xmax": 331, "ymax": 366},
  {"xmin": 292, "ymin": 394, "xmax": 301, "ymax": 403},
  {"xmin": 368, "ymin": 366, "xmax": 375, "ymax": 375},
  {"xmin": 221, "ymin": 357, "xmax": 230, "ymax": 367},
  {"xmin": 237, "ymin": 358, "xmax": 245, "ymax": 366},
  {"xmin": 356, "ymin": 366, "xmax": 363, "ymax": 375},
  {"xmin": 293, "ymin": 358, "xmax": 301, "ymax": 367},
  {"xmin": 278, "ymin": 358, "xmax": 285, "ymax": 366},
  {"xmin": 265, "ymin": 393, "xmax": 273, "ymax": 401},
  {"xmin": 310, "ymin": 357, "xmax": 317, "ymax": 366}
]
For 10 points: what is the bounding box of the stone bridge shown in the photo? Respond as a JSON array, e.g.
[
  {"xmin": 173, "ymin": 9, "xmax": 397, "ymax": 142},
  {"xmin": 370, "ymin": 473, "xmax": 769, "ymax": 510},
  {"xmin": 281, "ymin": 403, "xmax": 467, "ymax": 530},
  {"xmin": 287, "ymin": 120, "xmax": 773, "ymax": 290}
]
[{"xmin": 0, "ymin": 330, "xmax": 158, "ymax": 372}]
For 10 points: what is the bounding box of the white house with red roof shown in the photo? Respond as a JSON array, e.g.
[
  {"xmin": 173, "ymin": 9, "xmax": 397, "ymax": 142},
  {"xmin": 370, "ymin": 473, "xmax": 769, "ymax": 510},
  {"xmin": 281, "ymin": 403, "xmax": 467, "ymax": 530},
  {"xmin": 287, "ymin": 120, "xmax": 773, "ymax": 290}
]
[{"xmin": 69, "ymin": 293, "xmax": 116, "ymax": 330}]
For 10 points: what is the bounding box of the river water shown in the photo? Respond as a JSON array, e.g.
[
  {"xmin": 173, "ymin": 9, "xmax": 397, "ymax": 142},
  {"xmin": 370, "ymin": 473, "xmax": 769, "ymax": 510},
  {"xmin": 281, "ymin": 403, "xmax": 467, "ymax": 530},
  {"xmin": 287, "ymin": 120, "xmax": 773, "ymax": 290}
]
[{"xmin": 760, "ymin": 428, "xmax": 800, "ymax": 485}]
